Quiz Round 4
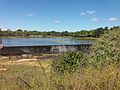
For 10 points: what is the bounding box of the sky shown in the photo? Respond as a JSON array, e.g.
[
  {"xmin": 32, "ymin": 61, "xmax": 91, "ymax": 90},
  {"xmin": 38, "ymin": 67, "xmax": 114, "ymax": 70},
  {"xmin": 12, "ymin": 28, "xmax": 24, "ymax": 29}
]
[{"xmin": 0, "ymin": 0, "xmax": 120, "ymax": 32}]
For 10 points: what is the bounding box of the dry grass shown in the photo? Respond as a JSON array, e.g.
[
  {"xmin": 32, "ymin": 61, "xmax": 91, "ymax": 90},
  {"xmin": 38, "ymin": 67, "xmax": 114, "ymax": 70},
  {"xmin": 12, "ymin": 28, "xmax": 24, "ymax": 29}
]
[
  {"xmin": 0, "ymin": 57, "xmax": 120, "ymax": 90},
  {"xmin": 0, "ymin": 58, "xmax": 52, "ymax": 90}
]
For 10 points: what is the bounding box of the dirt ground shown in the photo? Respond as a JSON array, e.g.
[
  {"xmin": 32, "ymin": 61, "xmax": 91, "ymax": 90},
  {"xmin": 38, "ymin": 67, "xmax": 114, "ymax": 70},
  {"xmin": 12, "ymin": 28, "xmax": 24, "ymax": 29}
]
[{"xmin": 0, "ymin": 53, "xmax": 59, "ymax": 71}]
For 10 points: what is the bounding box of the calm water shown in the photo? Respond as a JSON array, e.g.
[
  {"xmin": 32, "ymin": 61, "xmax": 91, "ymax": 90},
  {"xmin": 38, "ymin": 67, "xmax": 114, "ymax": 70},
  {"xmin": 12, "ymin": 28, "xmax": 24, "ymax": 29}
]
[{"xmin": 0, "ymin": 38, "xmax": 93, "ymax": 47}]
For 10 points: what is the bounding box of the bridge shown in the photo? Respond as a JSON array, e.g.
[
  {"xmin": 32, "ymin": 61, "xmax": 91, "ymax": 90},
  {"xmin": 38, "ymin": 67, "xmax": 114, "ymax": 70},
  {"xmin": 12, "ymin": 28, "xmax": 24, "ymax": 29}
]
[
  {"xmin": 0, "ymin": 44, "xmax": 92, "ymax": 56},
  {"xmin": 0, "ymin": 38, "xmax": 3, "ymax": 50}
]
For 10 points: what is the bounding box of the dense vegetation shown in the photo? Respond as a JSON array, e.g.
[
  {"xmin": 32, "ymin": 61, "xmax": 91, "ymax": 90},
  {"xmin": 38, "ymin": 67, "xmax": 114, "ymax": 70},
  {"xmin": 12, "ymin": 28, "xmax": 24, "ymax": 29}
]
[
  {"xmin": 88, "ymin": 28, "xmax": 120, "ymax": 70},
  {"xmin": 0, "ymin": 26, "xmax": 119, "ymax": 38},
  {"xmin": 1, "ymin": 27, "xmax": 120, "ymax": 90},
  {"xmin": 52, "ymin": 27, "xmax": 120, "ymax": 73},
  {"xmin": 52, "ymin": 51, "xmax": 83, "ymax": 74}
]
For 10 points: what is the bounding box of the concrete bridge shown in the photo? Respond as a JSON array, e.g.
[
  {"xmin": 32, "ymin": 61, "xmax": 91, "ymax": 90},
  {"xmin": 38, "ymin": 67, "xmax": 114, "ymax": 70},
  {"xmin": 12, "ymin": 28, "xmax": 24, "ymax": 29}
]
[
  {"xmin": 0, "ymin": 45, "xmax": 4, "ymax": 50},
  {"xmin": 0, "ymin": 44, "xmax": 92, "ymax": 56}
]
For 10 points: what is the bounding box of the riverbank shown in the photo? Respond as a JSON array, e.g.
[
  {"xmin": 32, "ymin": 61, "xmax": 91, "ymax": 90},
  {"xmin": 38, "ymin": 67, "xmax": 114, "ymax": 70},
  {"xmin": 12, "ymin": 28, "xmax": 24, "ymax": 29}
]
[
  {"xmin": 0, "ymin": 36, "xmax": 97, "ymax": 41},
  {"xmin": 74, "ymin": 37, "xmax": 97, "ymax": 40},
  {"xmin": 0, "ymin": 36, "xmax": 71, "ymax": 38}
]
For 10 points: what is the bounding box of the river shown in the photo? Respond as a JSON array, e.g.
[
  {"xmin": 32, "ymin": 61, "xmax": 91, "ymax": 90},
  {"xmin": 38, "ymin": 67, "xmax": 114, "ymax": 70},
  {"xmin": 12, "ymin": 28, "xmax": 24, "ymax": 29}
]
[{"xmin": 0, "ymin": 38, "xmax": 93, "ymax": 46}]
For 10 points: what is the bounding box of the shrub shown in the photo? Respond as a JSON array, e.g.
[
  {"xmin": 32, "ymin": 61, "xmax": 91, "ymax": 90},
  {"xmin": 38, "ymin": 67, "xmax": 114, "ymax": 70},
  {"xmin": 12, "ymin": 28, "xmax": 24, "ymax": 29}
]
[
  {"xmin": 88, "ymin": 28, "xmax": 120, "ymax": 69},
  {"xmin": 51, "ymin": 51, "xmax": 84, "ymax": 74}
]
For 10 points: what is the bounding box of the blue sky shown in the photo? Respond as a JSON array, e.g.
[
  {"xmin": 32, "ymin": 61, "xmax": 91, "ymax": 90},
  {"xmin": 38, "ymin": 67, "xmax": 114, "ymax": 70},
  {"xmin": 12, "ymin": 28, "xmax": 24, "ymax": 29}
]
[{"xmin": 0, "ymin": 0, "xmax": 120, "ymax": 31}]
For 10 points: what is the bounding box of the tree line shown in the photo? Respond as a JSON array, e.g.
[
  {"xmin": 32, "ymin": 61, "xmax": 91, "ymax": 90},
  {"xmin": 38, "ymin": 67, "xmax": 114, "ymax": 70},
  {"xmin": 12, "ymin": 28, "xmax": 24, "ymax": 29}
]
[{"xmin": 0, "ymin": 26, "xmax": 119, "ymax": 38}]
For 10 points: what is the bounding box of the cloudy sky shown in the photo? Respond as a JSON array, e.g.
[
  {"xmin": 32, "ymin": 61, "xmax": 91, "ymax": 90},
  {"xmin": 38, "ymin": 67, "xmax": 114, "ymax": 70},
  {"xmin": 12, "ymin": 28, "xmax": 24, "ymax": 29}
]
[{"xmin": 0, "ymin": 0, "xmax": 120, "ymax": 31}]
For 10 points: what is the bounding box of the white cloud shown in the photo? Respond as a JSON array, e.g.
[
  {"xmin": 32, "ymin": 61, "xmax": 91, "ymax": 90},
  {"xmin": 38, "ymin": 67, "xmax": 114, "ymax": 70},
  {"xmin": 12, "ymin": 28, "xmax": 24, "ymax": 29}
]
[
  {"xmin": 91, "ymin": 17, "xmax": 99, "ymax": 21},
  {"xmin": 80, "ymin": 12, "xmax": 86, "ymax": 16},
  {"xmin": 1, "ymin": 28, "xmax": 7, "ymax": 31},
  {"xmin": 108, "ymin": 17, "xmax": 118, "ymax": 22},
  {"xmin": 53, "ymin": 20, "xmax": 60, "ymax": 23},
  {"xmin": 80, "ymin": 10, "xmax": 96, "ymax": 16},
  {"xmin": 26, "ymin": 13, "xmax": 36, "ymax": 16},
  {"xmin": 86, "ymin": 10, "xmax": 96, "ymax": 14}
]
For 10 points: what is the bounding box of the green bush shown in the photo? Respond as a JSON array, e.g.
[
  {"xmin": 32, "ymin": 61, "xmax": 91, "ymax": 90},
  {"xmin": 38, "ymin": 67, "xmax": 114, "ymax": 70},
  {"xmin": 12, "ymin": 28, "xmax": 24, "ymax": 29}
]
[
  {"xmin": 88, "ymin": 28, "xmax": 120, "ymax": 69},
  {"xmin": 51, "ymin": 51, "xmax": 84, "ymax": 74}
]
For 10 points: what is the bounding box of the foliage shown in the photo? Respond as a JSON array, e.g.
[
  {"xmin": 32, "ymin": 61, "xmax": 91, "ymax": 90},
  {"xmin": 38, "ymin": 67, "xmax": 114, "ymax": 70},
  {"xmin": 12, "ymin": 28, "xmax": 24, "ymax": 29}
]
[
  {"xmin": 0, "ymin": 26, "xmax": 119, "ymax": 38},
  {"xmin": 51, "ymin": 51, "xmax": 84, "ymax": 74},
  {"xmin": 88, "ymin": 28, "xmax": 120, "ymax": 69}
]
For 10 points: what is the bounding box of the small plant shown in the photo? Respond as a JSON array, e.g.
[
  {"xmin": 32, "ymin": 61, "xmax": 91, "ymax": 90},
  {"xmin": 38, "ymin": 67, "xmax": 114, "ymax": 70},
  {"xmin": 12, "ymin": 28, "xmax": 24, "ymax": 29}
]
[{"xmin": 51, "ymin": 51, "xmax": 84, "ymax": 74}]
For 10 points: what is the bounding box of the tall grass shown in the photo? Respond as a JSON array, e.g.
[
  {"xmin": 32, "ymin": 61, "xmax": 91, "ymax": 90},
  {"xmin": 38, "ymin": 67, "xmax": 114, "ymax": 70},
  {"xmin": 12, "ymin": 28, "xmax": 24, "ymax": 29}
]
[{"xmin": 1, "ymin": 61, "xmax": 120, "ymax": 90}]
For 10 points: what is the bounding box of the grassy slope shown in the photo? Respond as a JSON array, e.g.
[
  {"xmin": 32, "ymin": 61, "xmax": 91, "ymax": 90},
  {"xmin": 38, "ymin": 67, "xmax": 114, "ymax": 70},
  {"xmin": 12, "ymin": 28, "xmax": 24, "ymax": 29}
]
[
  {"xmin": 0, "ymin": 59, "xmax": 120, "ymax": 90},
  {"xmin": 0, "ymin": 59, "xmax": 53, "ymax": 90}
]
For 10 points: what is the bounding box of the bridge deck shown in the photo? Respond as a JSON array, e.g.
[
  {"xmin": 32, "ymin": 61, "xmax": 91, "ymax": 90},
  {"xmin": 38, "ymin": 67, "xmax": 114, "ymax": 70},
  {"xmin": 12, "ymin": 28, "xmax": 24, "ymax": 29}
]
[{"xmin": 0, "ymin": 44, "xmax": 92, "ymax": 56}]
